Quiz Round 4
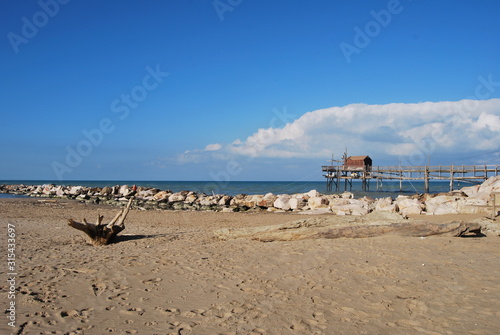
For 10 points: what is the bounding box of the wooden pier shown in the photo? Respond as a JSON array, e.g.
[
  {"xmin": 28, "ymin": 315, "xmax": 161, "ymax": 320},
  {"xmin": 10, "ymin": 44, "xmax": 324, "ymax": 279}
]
[{"xmin": 322, "ymin": 164, "xmax": 500, "ymax": 193}]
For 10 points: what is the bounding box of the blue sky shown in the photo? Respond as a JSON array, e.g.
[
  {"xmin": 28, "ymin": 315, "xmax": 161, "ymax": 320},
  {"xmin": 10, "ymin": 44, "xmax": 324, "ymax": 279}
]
[{"xmin": 2, "ymin": 0, "xmax": 500, "ymax": 182}]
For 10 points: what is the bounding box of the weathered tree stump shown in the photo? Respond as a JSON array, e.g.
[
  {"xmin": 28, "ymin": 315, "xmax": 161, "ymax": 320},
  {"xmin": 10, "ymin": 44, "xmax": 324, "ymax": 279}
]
[
  {"xmin": 68, "ymin": 197, "xmax": 134, "ymax": 245},
  {"xmin": 215, "ymin": 220, "xmax": 482, "ymax": 242}
]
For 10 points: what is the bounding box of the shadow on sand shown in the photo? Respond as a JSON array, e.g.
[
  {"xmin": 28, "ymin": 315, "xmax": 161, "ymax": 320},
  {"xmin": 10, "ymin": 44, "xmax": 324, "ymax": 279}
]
[{"xmin": 114, "ymin": 233, "xmax": 176, "ymax": 243}]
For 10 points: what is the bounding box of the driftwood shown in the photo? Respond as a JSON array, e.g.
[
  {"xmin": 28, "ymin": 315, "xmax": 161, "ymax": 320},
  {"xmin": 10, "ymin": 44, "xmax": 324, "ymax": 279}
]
[
  {"xmin": 68, "ymin": 197, "xmax": 134, "ymax": 245},
  {"xmin": 215, "ymin": 221, "xmax": 482, "ymax": 242}
]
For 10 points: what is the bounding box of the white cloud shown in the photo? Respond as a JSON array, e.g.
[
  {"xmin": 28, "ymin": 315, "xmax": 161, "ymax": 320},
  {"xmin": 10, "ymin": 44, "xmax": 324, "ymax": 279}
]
[
  {"xmin": 178, "ymin": 99, "xmax": 500, "ymax": 164},
  {"xmin": 205, "ymin": 143, "xmax": 222, "ymax": 151}
]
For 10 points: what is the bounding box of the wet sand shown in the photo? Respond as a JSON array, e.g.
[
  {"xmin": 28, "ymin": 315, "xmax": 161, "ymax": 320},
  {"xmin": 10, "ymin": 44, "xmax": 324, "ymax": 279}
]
[{"xmin": 1, "ymin": 198, "xmax": 500, "ymax": 335}]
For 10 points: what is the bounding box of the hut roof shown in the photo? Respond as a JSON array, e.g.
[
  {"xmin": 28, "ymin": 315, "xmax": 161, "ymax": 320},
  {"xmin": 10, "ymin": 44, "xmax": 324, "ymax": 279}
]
[{"xmin": 347, "ymin": 155, "xmax": 371, "ymax": 160}]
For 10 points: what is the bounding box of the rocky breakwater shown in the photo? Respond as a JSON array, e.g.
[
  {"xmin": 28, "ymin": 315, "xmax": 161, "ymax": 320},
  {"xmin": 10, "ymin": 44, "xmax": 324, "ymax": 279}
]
[{"xmin": 1, "ymin": 176, "xmax": 500, "ymax": 216}]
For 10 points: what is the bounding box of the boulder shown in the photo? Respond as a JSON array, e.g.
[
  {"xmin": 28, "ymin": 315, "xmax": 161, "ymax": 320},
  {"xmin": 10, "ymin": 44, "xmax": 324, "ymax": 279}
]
[
  {"xmin": 243, "ymin": 194, "xmax": 264, "ymax": 208},
  {"xmin": 274, "ymin": 194, "xmax": 292, "ymax": 210},
  {"xmin": 230, "ymin": 194, "xmax": 248, "ymax": 207},
  {"xmin": 308, "ymin": 196, "xmax": 329, "ymax": 209},
  {"xmin": 119, "ymin": 185, "xmax": 131, "ymax": 196},
  {"xmin": 456, "ymin": 198, "xmax": 489, "ymax": 214},
  {"xmin": 184, "ymin": 193, "xmax": 198, "ymax": 204},
  {"xmin": 55, "ymin": 185, "xmax": 65, "ymax": 197},
  {"xmin": 289, "ymin": 196, "xmax": 307, "ymax": 210},
  {"xmin": 101, "ymin": 186, "xmax": 113, "ymax": 196},
  {"xmin": 395, "ymin": 197, "xmax": 424, "ymax": 217},
  {"xmin": 169, "ymin": 192, "xmax": 186, "ymax": 202},
  {"xmin": 424, "ymin": 195, "xmax": 463, "ymax": 215},
  {"xmin": 69, "ymin": 186, "xmax": 83, "ymax": 195},
  {"xmin": 374, "ymin": 197, "xmax": 397, "ymax": 212},
  {"xmin": 460, "ymin": 185, "xmax": 480, "ymax": 197},
  {"xmin": 218, "ymin": 195, "xmax": 232, "ymax": 206},
  {"xmin": 257, "ymin": 193, "xmax": 277, "ymax": 208},
  {"xmin": 306, "ymin": 190, "xmax": 321, "ymax": 198},
  {"xmin": 198, "ymin": 195, "xmax": 217, "ymax": 206},
  {"xmin": 154, "ymin": 191, "xmax": 170, "ymax": 201},
  {"xmin": 468, "ymin": 176, "xmax": 500, "ymax": 202},
  {"xmin": 341, "ymin": 192, "xmax": 354, "ymax": 199},
  {"xmin": 330, "ymin": 198, "xmax": 370, "ymax": 216}
]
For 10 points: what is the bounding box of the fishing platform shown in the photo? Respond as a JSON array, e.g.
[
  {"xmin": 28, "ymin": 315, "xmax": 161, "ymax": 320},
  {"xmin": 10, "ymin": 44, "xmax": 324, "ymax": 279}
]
[{"xmin": 322, "ymin": 153, "xmax": 500, "ymax": 193}]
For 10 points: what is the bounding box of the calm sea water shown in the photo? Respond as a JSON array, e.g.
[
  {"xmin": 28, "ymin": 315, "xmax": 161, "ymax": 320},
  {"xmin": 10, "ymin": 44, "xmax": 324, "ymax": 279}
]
[{"xmin": 0, "ymin": 180, "xmax": 480, "ymax": 199}]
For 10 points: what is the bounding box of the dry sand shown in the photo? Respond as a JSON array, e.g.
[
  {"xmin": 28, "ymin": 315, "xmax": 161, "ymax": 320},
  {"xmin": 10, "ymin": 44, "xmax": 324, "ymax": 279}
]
[{"xmin": 1, "ymin": 198, "xmax": 500, "ymax": 335}]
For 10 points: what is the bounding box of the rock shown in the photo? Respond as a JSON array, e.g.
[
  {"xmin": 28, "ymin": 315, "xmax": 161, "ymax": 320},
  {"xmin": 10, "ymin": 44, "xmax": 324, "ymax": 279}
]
[
  {"xmin": 274, "ymin": 194, "xmax": 292, "ymax": 210},
  {"xmin": 433, "ymin": 203, "xmax": 459, "ymax": 215},
  {"xmin": 41, "ymin": 184, "xmax": 54, "ymax": 195},
  {"xmin": 374, "ymin": 197, "xmax": 396, "ymax": 212},
  {"xmin": 341, "ymin": 192, "xmax": 354, "ymax": 199},
  {"xmin": 308, "ymin": 196, "xmax": 329, "ymax": 209},
  {"xmin": 330, "ymin": 199, "xmax": 370, "ymax": 216},
  {"xmin": 395, "ymin": 197, "xmax": 424, "ymax": 217},
  {"xmin": 424, "ymin": 195, "xmax": 462, "ymax": 215},
  {"xmin": 154, "ymin": 191, "xmax": 170, "ymax": 201},
  {"xmin": 169, "ymin": 192, "xmax": 186, "ymax": 202},
  {"xmin": 306, "ymin": 190, "xmax": 321, "ymax": 198},
  {"xmin": 257, "ymin": 193, "xmax": 277, "ymax": 208},
  {"xmin": 289, "ymin": 196, "xmax": 307, "ymax": 210},
  {"xmin": 198, "ymin": 195, "xmax": 217, "ymax": 206},
  {"xmin": 55, "ymin": 185, "xmax": 65, "ymax": 197},
  {"xmin": 218, "ymin": 195, "xmax": 232, "ymax": 206},
  {"xmin": 243, "ymin": 194, "xmax": 264, "ymax": 208},
  {"xmin": 230, "ymin": 194, "xmax": 247, "ymax": 207},
  {"xmin": 466, "ymin": 176, "xmax": 500, "ymax": 202},
  {"xmin": 460, "ymin": 185, "xmax": 480, "ymax": 197},
  {"xmin": 101, "ymin": 186, "xmax": 113, "ymax": 196},
  {"xmin": 69, "ymin": 186, "xmax": 83, "ymax": 195},
  {"xmin": 119, "ymin": 185, "xmax": 131, "ymax": 196},
  {"xmin": 137, "ymin": 189, "xmax": 157, "ymax": 199},
  {"xmin": 456, "ymin": 198, "xmax": 489, "ymax": 214},
  {"xmin": 478, "ymin": 175, "xmax": 500, "ymax": 193},
  {"xmin": 184, "ymin": 193, "xmax": 198, "ymax": 204}
]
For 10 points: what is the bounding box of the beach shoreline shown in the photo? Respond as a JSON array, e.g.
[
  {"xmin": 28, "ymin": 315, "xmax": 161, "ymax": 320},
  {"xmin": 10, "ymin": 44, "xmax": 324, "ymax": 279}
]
[{"xmin": 1, "ymin": 177, "xmax": 499, "ymax": 218}]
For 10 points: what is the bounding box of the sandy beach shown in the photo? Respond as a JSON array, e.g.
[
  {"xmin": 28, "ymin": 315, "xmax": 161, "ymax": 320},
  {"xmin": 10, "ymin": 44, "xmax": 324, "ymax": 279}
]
[{"xmin": 2, "ymin": 198, "xmax": 500, "ymax": 335}]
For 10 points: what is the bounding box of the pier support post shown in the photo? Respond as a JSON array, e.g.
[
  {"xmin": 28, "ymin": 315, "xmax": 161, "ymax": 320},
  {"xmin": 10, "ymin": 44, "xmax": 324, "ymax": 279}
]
[
  {"xmin": 449, "ymin": 164, "xmax": 454, "ymax": 191},
  {"xmin": 424, "ymin": 166, "xmax": 429, "ymax": 193},
  {"xmin": 399, "ymin": 168, "xmax": 403, "ymax": 192}
]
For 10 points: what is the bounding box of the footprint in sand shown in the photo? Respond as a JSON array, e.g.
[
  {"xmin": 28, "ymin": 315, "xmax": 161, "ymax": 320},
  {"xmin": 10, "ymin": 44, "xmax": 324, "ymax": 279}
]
[{"xmin": 91, "ymin": 282, "xmax": 107, "ymax": 296}]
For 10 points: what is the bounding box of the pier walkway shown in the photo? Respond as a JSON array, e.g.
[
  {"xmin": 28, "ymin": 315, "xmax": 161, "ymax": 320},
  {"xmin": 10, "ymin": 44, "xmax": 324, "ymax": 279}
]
[{"xmin": 321, "ymin": 164, "xmax": 500, "ymax": 193}]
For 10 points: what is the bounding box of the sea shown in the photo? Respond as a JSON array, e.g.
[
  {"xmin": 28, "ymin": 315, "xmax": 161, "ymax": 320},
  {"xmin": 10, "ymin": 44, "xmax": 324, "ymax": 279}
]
[{"xmin": 0, "ymin": 179, "xmax": 479, "ymax": 199}]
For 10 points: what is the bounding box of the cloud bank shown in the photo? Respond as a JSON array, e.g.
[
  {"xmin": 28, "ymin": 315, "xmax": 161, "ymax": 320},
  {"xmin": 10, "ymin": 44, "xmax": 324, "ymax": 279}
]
[{"xmin": 178, "ymin": 99, "xmax": 500, "ymax": 164}]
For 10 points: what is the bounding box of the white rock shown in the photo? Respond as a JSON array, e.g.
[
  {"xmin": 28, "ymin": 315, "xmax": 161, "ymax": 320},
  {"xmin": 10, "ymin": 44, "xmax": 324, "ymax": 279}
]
[
  {"xmin": 308, "ymin": 196, "xmax": 329, "ymax": 209},
  {"xmin": 374, "ymin": 197, "xmax": 396, "ymax": 212},
  {"xmin": 307, "ymin": 190, "xmax": 321, "ymax": 198},
  {"xmin": 258, "ymin": 193, "xmax": 277, "ymax": 207},
  {"xmin": 198, "ymin": 195, "xmax": 216, "ymax": 206},
  {"xmin": 274, "ymin": 194, "xmax": 292, "ymax": 210},
  {"xmin": 341, "ymin": 192, "xmax": 354, "ymax": 199},
  {"xmin": 395, "ymin": 198, "xmax": 423, "ymax": 217},
  {"xmin": 289, "ymin": 197, "xmax": 307, "ymax": 210},
  {"xmin": 184, "ymin": 194, "xmax": 198, "ymax": 204},
  {"xmin": 169, "ymin": 192, "xmax": 186, "ymax": 202},
  {"xmin": 424, "ymin": 195, "xmax": 462, "ymax": 215},
  {"xmin": 154, "ymin": 191, "xmax": 170, "ymax": 201},
  {"xmin": 119, "ymin": 185, "xmax": 131, "ymax": 196},
  {"xmin": 218, "ymin": 195, "xmax": 232, "ymax": 206},
  {"xmin": 69, "ymin": 186, "xmax": 83, "ymax": 195}
]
